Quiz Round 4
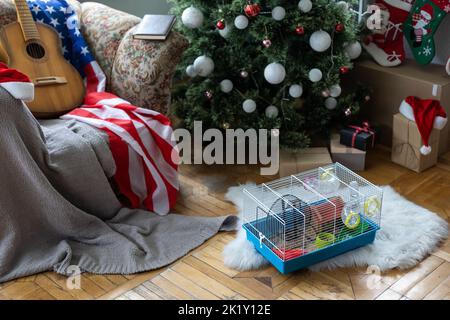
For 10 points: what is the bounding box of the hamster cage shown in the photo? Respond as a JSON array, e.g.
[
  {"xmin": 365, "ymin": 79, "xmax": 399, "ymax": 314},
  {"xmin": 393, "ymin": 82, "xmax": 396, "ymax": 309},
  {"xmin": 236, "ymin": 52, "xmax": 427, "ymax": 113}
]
[{"xmin": 242, "ymin": 163, "xmax": 382, "ymax": 274}]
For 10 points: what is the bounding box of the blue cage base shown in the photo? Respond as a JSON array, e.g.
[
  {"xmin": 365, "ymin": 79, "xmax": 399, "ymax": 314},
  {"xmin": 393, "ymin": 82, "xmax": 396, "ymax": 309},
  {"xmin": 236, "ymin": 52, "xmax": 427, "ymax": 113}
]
[{"xmin": 243, "ymin": 218, "xmax": 379, "ymax": 274}]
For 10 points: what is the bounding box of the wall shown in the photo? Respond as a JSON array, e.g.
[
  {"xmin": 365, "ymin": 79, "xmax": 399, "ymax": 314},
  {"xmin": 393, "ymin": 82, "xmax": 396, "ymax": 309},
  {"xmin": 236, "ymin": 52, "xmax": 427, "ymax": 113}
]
[{"xmin": 81, "ymin": 0, "xmax": 171, "ymax": 17}]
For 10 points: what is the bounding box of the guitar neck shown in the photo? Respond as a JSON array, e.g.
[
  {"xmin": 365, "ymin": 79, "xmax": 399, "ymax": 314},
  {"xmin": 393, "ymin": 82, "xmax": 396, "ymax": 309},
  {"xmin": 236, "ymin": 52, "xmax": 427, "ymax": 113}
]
[{"xmin": 14, "ymin": 0, "xmax": 40, "ymax": 41}]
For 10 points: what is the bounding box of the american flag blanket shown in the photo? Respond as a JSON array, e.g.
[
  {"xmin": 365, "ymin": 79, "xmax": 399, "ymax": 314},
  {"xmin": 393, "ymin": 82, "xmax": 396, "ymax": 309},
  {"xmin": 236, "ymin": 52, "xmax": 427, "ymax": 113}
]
[{"xmin": 27, "ymin": 0, "xmax": 179, "ymax": 214}]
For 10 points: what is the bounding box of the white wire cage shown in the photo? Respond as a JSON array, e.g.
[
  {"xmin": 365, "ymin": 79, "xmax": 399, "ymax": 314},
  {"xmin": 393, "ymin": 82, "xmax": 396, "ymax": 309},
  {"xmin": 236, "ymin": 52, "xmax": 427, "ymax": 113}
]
[{"xmin": 242, "ymin": 163, "xmax": 383, "ymax": 267}]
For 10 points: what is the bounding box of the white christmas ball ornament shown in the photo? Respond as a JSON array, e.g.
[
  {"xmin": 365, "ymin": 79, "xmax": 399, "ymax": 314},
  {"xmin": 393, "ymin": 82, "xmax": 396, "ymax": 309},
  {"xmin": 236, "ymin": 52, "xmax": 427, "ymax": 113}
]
[
  {"xmin": 325, "ymin": 97, "xmax": 338, "ymax": 110},
  {"xmin": 264, "ymin": 62, "xmax": 286, "ymax": 85},
  {"xmin": 289, "ymin": 84, "xmax": 303, "ymax": 98},
  {"xmin": 309, "ymin": 30, "xmax": 332, "ymax": 52},
  {"xmin": 193, "ymin": 55, "xmax": 214, "ymax": 77},
  {"xmin": 298, "ymin": 0, "xmax": 313, "ymax": 13},
  {"xmin": 218, "ymin": 24, "xmax": 231, "ymax": 38},
  {"xmin": 265, "ymin": 105, "xmax": 279, "ymax": 118},
  {"xmin": 220, "ymin": 79, "xmax": 233, "ymax": 93},
  {"xmin": 329, "ymin": 84, "xmax": 342, "ymax": 98},
  {"xmin": 243, "ymin": 99, "xmax": 257, "ymax": 113},
  {"xmin": 272, "ymin": 6, "xmax": 286, "ymax": 21},
  {"xmin": 344, "ymin": 41, "xmax": 362, "ymax": 60},
  {"xmin": 308, "ymin": 68, "xmax": 323, "ymax": 82},
  {"xmin": 234, "ymin": 15, "xmax": 249, "ymax": 30},
  {"xmin": 186, "ymin": 65, "xmax": 198, "ymax": 78},
  {"xmin": 181, "ymin": 6, "xmax": 204, "ymax": 29}
]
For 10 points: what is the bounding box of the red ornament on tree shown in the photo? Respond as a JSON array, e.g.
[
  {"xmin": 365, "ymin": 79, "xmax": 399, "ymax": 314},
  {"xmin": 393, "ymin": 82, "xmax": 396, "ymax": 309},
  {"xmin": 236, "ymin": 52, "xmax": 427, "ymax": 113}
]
[
  {"xmin": 204, "ymin": 90, "xmax": 213, "ymax": 100},
  {"xmin": 262, "ymin": 38, "xmax": 272, "ymax": 48},
  {"xmin": 339, "ymin": 66, "xmax": 349, "ymax": 74},
  {"xmin": 244, "ymin": 2, "xmax": 261, "ymax": 18},
  {"xmin": 216, "ymin": 19, "xmax": 225, "ymax": 30},
  {"xmin": 335, "ymin": 22, "xmax": 345, "ymax": 33},
  {"xmin": 295, "ymin": 25, "xmax": 305, "ymax": 35}
]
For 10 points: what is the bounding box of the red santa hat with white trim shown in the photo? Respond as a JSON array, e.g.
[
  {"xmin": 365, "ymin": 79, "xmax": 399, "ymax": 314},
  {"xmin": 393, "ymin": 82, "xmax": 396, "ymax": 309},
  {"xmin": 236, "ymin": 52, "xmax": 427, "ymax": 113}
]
[
  {"xmin": 420, "ymin": 3, "xmax": 433, "ymax": 22},
  {"xmin": 399, "ymin": 96, "xmax": 447, "ymax": 155},
  {"xmin": 0, "ymin": 62, "xmax": 34, "ymax": 102}
]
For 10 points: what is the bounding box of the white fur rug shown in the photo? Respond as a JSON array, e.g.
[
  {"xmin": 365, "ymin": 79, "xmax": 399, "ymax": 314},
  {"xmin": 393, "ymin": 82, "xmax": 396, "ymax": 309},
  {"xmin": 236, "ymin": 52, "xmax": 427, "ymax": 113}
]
[{"xmin": 223, "ymin": 184, "xmax": 448, "ymax": 272}]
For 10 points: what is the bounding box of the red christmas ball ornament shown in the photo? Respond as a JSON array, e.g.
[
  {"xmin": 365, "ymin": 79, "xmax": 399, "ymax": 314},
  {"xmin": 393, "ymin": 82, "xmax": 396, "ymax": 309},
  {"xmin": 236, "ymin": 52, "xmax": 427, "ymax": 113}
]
[
  {"xmin": 344, "ymin": 107, "xmax": 352, "ymax": 117},
  {"xmin": 216, "ymin": 19, "xmax": 225, "ymax": 30},
  {"xmin": 204, "ymin": 90, "xmax": 213, "ymax": 100},
  {"xmin": 339, "ymin": 66, "xmax": 350, "ymax": 74},
  {"xmin": 240, "ymin": 70, "xmax": 249, "ymax": 78},
  {"xmin": 244, "ymin": 2, "xmax": 261, "ymax": 18},
  {"xmin": 335, "ymin": 22, "xmax": 345, "ymax": 33},
  {"xmin": 262, "ymin": 38, "xmax": 272, "ymax": 48},
  {"xmin": 295, "ymin": 25, "xmax": 305, "ymax": 35}
]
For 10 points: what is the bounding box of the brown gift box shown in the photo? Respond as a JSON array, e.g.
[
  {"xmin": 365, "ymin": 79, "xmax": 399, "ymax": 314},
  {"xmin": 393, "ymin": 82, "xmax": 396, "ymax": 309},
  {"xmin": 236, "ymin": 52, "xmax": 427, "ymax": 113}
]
[
  {"xmin": 330, "ymin": 134, "xmax": 366, "ymax": 171},
  {"xmin": 391, "ymin": 113, "xmax": 440, "ymax": 173},
  {"xmin": 347, "ymin": 59, "xmax": 450, "ymax": 155},
  {"xmin": 278, "ymin": 147, "xmax": 332, "ymax": 177}
]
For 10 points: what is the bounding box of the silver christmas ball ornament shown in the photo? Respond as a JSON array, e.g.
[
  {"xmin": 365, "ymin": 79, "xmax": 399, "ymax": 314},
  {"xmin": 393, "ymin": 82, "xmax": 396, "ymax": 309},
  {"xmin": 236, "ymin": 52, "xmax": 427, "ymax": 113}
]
[
  {"xmin": 298, "ymin": 0, "xmax": 313, "ymax": 13},
  {"xmin": 193, "ymin": 55, "xmax": 215, "ymax": 77},
  {"xmin": 265, "ymin": 105, "xmax": 279, "ymax": 118},
  {"xmin": 308, "ymin": 68, "xmax": 323, "ymax": 82},
  {"xmin": 181, "ymin": 6, "xmax": 204, "ymax": 29},
  {"xmin": 329, "ymin": 84, "xmax": 342, "ymax": 98},
  {"xmin": 219, "ymin": 79, "xmax": 233, "ymax": 93},
  {"xmin": 289, "ymin": 84, "xmax": 303, "ymax": 98},
  {"xmin": 186, "ymin": 65, "xmax": 198, "ymax": 78},
  {"xmin": 272, "ymin": 6, "xmax": 286, "ymax": 21},
  {"xmin": 309, "ymin": 30, "xmax": 332, "ymax": 52},
  {"xmin": 264, "ymin": 62, "xmax": 286, "ymax": 85},
  {"xmin": 325, "ymin": 97, "xmax": 338, "ymax": 110},
  {"xmin": 234, "ymin": 15, "xmax": 249, "ymax": 30},
  {"xmin": 242, "ymin": 99, "xmax": 257, "ymax": 113}
]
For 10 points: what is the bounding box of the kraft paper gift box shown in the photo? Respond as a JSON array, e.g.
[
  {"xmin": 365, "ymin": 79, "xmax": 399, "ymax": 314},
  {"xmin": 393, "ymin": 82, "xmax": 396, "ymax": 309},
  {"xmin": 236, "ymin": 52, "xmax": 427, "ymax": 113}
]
[
  {"xmin": 278, "ymin": 147, "xmax": 332, "ymax": 177},
  {"xmin": 330, "ymin": 134, "xmax": 366, "ymax": 171},
  {"xmin": 346, "ymin": 59, "xmax": 450, "ymax": 155},
  {"xmin": 391, "ymin": 113, "xmax": 440, "ymax": 173}
]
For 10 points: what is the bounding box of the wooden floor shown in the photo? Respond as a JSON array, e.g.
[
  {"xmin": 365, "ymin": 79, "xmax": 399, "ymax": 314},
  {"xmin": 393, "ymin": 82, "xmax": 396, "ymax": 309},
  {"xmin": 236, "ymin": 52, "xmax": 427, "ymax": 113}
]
[{"xmin": 1, "ymin": 148, "xmax": 449, "ymax": 300}]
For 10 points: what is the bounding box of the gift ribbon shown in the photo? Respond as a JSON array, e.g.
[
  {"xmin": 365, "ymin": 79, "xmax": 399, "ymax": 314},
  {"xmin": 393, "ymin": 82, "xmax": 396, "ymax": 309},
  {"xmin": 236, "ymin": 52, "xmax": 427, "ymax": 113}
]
[{"xmin": 348, "ymin": 121, "xmax": 375, "ymax": 149}]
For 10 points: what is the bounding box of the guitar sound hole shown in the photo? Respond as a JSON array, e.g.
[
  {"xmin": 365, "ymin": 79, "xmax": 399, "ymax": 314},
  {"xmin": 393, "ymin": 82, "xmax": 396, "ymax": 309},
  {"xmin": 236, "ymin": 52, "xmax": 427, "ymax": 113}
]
[{"xmin": 26, "ymin": 42, "xmax": 46, "ymax": 59}]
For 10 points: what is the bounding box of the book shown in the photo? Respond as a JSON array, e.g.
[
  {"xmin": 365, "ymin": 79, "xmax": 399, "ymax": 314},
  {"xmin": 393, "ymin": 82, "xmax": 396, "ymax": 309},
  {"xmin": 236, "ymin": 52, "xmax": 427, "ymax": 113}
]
[{"xmin": 132, "ymin": 14, "xmax": 176, "ymax": 41}]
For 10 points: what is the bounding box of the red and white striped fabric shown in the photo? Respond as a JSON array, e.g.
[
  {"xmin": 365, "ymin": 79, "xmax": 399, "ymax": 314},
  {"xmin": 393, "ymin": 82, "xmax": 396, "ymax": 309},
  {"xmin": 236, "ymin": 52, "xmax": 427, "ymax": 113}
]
[{"xmin": 61, "ymin": 92, "xmax": 179, "ymax": 215}]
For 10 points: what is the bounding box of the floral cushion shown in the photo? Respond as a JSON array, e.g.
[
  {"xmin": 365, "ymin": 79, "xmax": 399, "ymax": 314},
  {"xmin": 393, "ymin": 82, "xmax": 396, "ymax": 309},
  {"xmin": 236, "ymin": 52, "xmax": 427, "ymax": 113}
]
[
  {"xmin": 0, "ymin": 0, "xmax": 18, "ymax": 28},
  {"xmin": 79, "ymin": 2, "xmax": 141, "ymax": 83},
  {"xmin": 111, "ymin": 27, "xmax": 188, "ymax": 114}
]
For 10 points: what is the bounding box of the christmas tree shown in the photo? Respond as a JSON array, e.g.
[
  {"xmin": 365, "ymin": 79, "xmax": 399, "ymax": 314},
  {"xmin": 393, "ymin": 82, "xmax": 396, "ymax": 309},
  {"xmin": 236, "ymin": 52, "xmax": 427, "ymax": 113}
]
[{"xmin": 169, "ymin": 0, "xmax": 368, "ymax": 149}]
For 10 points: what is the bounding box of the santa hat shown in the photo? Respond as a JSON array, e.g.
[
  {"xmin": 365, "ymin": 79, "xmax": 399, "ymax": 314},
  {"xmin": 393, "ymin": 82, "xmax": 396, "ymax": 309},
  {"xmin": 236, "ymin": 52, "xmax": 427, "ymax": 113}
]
[
  {"xmin": 420, "ymin": 4, "xmax": 433, "ymax": 21},
  {"xmin": 0, "ymin": 62, "xmax": 34, "ymax": 102},
  {"xmin": 399, "ymin": 96, "xmax": 447, "ymax": 155}
]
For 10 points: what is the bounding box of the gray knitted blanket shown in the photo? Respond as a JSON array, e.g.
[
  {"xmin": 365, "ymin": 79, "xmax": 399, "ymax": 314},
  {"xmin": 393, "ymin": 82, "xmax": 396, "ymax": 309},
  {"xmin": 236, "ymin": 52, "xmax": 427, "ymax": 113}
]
[{"xmin": 0, "ymin": 87, "xmax": 236, "ymax": 283}]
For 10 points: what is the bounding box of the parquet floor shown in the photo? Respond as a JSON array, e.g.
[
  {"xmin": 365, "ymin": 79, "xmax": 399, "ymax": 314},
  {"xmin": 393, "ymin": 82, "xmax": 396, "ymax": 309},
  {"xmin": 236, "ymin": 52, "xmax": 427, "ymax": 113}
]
[{"xmin": 0, "ymin": 148, "xmax": 449, "ymax": 300}]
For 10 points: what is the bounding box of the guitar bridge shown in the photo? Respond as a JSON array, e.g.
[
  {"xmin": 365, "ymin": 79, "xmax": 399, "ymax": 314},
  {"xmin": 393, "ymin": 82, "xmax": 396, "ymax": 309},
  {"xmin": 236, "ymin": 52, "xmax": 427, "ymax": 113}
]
[{"xmin": 33, "ymin": 76, "xmax": 67, "ymax": 86}]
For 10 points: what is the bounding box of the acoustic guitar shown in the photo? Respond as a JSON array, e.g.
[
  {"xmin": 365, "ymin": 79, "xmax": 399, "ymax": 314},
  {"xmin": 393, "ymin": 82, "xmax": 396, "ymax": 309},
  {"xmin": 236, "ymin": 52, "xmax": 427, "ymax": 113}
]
[{"xmin": 0, "ymin": 0, "xmax": 84, "ymax": 118}]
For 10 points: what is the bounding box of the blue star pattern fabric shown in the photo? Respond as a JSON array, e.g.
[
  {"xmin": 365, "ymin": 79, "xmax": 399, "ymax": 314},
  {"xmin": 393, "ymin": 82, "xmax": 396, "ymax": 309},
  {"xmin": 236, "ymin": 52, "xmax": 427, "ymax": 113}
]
[{"xmin": 27, "ymin": 0, "xmax": 106, "ymax": 92}]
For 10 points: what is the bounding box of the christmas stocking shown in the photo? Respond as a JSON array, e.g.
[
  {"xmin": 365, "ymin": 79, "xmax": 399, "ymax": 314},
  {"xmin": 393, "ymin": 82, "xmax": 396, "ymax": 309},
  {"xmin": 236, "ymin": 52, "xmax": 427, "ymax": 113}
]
[
  {"xmin": 404, "ymin": 0, "xmax": 450, "ymax": 65},
  {"xmin": 363, "ymin": 0, "xmax": 413, "ymax": 67}
]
